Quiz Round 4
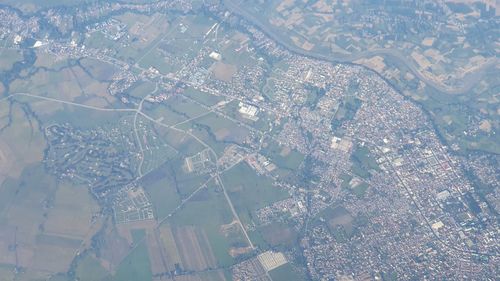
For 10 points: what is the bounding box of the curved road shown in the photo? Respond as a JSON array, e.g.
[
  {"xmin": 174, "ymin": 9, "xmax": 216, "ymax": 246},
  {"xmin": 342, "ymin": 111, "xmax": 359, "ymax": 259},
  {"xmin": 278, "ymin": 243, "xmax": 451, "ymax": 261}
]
[{"xmin": 222, "ymin": 0, "xmax": 498, "ymax": 95}]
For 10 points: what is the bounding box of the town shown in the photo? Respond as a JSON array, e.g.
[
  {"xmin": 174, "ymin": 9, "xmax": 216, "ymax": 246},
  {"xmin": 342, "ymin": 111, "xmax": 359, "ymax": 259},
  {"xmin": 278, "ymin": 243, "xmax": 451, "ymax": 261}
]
[{"xmin": 0, "ymin": 1, "xmax": 498, "ymax": 281}]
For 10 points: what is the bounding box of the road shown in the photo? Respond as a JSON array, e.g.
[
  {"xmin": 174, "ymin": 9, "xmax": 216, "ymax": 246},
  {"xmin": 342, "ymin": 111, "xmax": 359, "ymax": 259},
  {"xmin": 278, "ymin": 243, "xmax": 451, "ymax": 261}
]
[
  {"xmin": 2, "ymin": 90, "xmax": 257, "ymax": 251},
  {"xmin": 222, "ymin": 0, "xmax": 498, "ymax": 95},
  {"xmin": 0, "ymin": 93, "xmax": 137, "ymax": 113}
]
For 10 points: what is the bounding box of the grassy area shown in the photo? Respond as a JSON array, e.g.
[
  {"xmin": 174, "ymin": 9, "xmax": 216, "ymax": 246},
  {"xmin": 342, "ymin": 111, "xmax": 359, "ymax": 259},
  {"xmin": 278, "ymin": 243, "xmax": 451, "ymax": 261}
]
[
  {"xmin": 0, "ymin": 49, "xmax": 23, "ymax": 71},
  {"xmin": 165, "ymin": 95, "xmax": 209, "ymax": 119},
  {"xmin": 222, "ymin": 163, "xmax": 289, "ymax": 225},
  {"xmin": 168, "ymin": 181, "xmax": 240, "ymax": 267},
  {"xmin": 79, "ymin": 58, "xmax": 118, "ymax": 82},
  {"xmin": 316, "ymin": 205, "xmax": 354, "ymax": 235},
  {"xmin": 258, "ymin": 222, "xmax": 298, "ymax": 248},
  {"xmin": 131, "ymin": 229, "xmax": 146, "ymax": 244},
  {"xmin": 350, "ymin": 144, "xmax": 380, "ymax": 179},
  {"xmin": 352, "ymin": 145, "xmax": 380, "ymax": 170},
  {"xmin": 75, "ymin": 255, "xmax": 110, "ymax": 281},
  {"xmin": 331, "ymin": 96, "xmax": 362, "ymax": 130},
  {"xmin": 37, "ymin": 103, "xmax": 132, "ymax": 129},
  {"xmin": 176, "ymin": 120, "xmax": 232, "ymax": 156},
  {"xmin": 126, "ymin": 81, "xmax": 156, "ymax": 99},
  {"xmin": 142, "ymin": 175, "xmax": 181, "ymax": 221},
  {"xmin": 155, "ymin": 126, "xmax": 207, "ymax": 156},
  {"xmin": 142, "ymin": 104, "xmax": 187, "ymax": 126},
  {"xmin": 141, "ymin": 155, "xmax": 212, "ymax": 220},
  {"xmin": 182, "ymin": 88, "xmax": 224, "ymax": 107},
  {"xmin": 0, "ymin": 163, "xmax": 57, "ymax": 220},
  {"xmin": 352, "ymin": 182, "xmax": 369, "ymax": 198},
  {"xmin": 269, "ymin": 263, "xmax": 305, "ymax": 281},
  {"xmin": 0, "ymin": 264, "xmax": 15, "ymax": 281},
  {"xmin": 261, "ymin": 142, "xmax": 305, "ymax": 172},
  {"xmin": 113, "ymin": 240, "xmax": 152, "ymax": 281},
  {"xmin": 340, "ymin": 173, "xmax": 353, "ymax": 189}
]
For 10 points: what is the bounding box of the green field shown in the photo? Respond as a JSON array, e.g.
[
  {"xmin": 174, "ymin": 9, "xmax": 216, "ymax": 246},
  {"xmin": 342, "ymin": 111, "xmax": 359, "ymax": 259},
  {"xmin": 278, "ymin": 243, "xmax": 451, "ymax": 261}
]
[
  {"xmin": 126, "ymin": 81, "xmax": 157, "ymax": 99},
  {"xmin": 222, "ymin": 162, "xmax": 289, "ymax": 225},
  {"xmin": 0, "ymin": 264, "xmax": 15, "ymax": 281},
  {"xmin": 113, "ymin": 240, "xmax": 152, "ymax": 281},
  {"xmin": 352, "ymin": 182, "xmax": 369, "ymax": 198},
  {"xmin": 269, "ymin": 264, "xmax": 305, "ymax": 281},
  {"xmin": 169, "ymin": 180, "xmax": 243, "ymax": 267},
  {"xmin": 0, "ymin": 163, "xmax": 58, "ymax": 219},
  {"xmin": 0, "ymin": 49, "xmax": 23, "ymax": 71},
  {"xmin": 183, "ymin": 88, "xmax": 225, "ymax": 107},
  {"xmin": 142, "ymin": 176, "xmax": 181, "ymax": 221},
  {"xmin": 141, "ymin": 155, "xmax": 216, "ymax": 220},
  {"xmin": 350, "ymin": 144, "xmax": 380, "ymax": 179},
  {"xmin": 176, "ymin": 111, "xmax": 248, "ymax": 157},
  {"xmin": 258, "ymin": 222, "xmax": 298, "ymax": 248},
  {"xmin": 75, "ymin": 254, "xmax": 110, "ymax": 281},
  {"xmin": 261, "ymin": 141, "xmax": 305, "ymax": 172},
  {"xmin": 155, "ymin": 125, "xmax": 207, "ymax": 156}
]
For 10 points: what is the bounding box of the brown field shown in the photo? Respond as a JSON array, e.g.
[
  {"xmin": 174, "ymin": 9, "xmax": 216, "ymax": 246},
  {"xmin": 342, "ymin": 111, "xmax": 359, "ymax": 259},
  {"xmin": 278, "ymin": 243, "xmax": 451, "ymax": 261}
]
[
  {"xmin": 0, "ymin": 49, "xmax": 23, "ymax": 71},
  {"xmin": 354, "ymin": 56, "xmax": 386, "ymax": 73},
  {"xmin": 21, "ymin": 53, "xmax": 115, "ymax": 107},
  {"xmin": 275, "ymin": 0, "xmax": 294, "ymax": 12},
  {"xmin": 0, "ymin": 139, "xmax": 20, "ymax": 183},
  {"xmin": 10, "ymin": 63, "xmax": 112, "ymax": 106},
  {"xmin": 34, "ymin": 52, "xmax": 68, "ymax": 68},
  {"xmin": 279, "ymin": 146, "xmax": 291, "ymax": 157},
  {"xmin": 260, "ymin": 224, "xmax": 295, "ymax": 247},
  {"xmin": 95, "ymin": 221, "xmax": 131, "ymax": 272},
  {"xmin": 10, "ymin": 269, "xmax": 50, "ymax": 281},
  {"xmin": 0, "ymin": 105, "xmax": 45, "ymax": 171},
  {"xmin": 0, "ymin": 174, "xmax": 102, "ymax": 275},
  {"xmin": 329, "ymin": 214, "xmax": 353, "ymax": 227},
  {"xmin": 44, "ymin": 183, "xmax": 99, "ymax": 239},
  {"xmin": 229, "ymin": 246, "xmax": 252, "ymax": 257},
  {"xmin": 0, "ymin": 170, "xmax": 79, "ymax": 274},
  {"xmin": 212, "ymin": 62, "xmax": 237, "ymax": 82},
  {"xmin": 220, "ymin": 220, "xmax": 239, "ymax": 236},
  {"xmin": 145, "ymin": 228, "xmax": 168, "ymax": 275},
  {"xmin": 158, "ymin": 224, "xmax": 182, "ymax": 270},
  {"xmin": 214, "ymin": 128, "xmax": 230, "ymax": 140},
  {"xmin": 0, "ymin": 225, "xmax": 23, "ymax": 266},
  {"xmin": 301, "ymin": 40, "xmax": 315, "ymax": 51},
  {"xmin": 31, "ymin": 242, "xmax": 77, "ymax": 273},
  {"xmin": 21, "ymin": 98, "xmax": 64, "ymax": 115},
  {"xmin": 231, "ymin": 32, "xmax": 250, "ymax": 45},
  {"xmin": 81, "ymin": 80, "xmax": 110, "ymax": 98},
  {"xmin": 174, "ymin": 226, "xmax": 217, "ymax": 271},
  {"xmin": 83, "ymin": 96, "xmax": 112, "ymax": 108},
  {"xmin": 328, "ymin": 209, "xmax": 354, "ymax": 234},
  {"xmin": 9, "ymin": 68, "xmax": 80, "ymax": 101},
  {"xmin": 79, "ymin": 58, "xmax": 118, "ymax": 81}
]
